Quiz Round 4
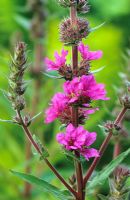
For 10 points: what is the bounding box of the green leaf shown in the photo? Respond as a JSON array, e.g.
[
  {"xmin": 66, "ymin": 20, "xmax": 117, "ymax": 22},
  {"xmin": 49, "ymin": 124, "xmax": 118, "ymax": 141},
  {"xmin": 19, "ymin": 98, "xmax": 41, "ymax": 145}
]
[
  {"xmin": 14, "ymin": 15, "xmax": 30, "ymax": 30},
  {"xmin": 11, "ymin": 171, "xmax": 72, "ymax": 200},
  {"xmin": 89, "ymin": 22, "xmax": 106, "ymax": 33},
  {"xmin": 31, "ymin": 112, "xmax": 42, "ymax": 123},
  {"xmin": 91, "ymin": 66, "xmax": 105, "ymax": 74},
  {"xmin": 43, "ymin": 72, "xmax": 63, "ymax": 79},
  {"xmin": 59, "ymin": 124, "xmax": 66, "ymax": 131},
  {"xmin": 87, "ymin": 148, "xmax": 130, "ymax": 190},
  {"xmin": 0, "ymin": 119, "xmax": 17, "ymax": 124},
  {"xmin": 63, "ymin": 149, "xmax": 82, "ymax": 162},
  {"xmin": 98, "ymin": 124, "xmax": 107, "ymax": 136}
]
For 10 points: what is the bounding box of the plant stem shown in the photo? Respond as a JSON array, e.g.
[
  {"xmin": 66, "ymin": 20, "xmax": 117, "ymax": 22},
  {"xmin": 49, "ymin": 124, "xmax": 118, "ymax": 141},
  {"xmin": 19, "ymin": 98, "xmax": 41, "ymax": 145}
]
[
  {"xmin": 113, "ymin": 141, "xmax": 121, "ymax": 159},
  {"xmin": 83, "ymin": 107, "xmax": 127, "ymax": 187},
  {"xmin": 70, "ymin": 4, "xmax": 84, "ymax": 200},
  {"xmin": 16, "ymin": 110, "xmax": 77, "ymax": 198}
]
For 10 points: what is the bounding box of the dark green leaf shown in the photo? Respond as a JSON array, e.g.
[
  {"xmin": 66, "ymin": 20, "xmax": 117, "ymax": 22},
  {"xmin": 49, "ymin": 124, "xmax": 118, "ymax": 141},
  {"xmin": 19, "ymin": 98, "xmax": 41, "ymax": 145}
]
[
  {"xmin": 11, "ymin": 171, "xmax": 72, "ymax": 200},
  {"xmin": 87, "ymin": 148, "xmax": 130, "ymax": 190}
]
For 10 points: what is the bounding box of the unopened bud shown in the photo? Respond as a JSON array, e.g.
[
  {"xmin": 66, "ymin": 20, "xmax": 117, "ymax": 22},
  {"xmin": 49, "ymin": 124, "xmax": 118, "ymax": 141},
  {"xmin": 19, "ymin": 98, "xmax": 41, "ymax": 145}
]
[
  {"xmin": 58, "ymin": 0, "xmax": 77, "ymax": 7},
  {"xmin": 13, "ymin": 96, "xmax": 25, "ymax": 111},
  {"xmin": 60, "ymin": 17, "xmax": 89, "ymax": 45},
  {"xmin": 121, "ymin": 95, "xmax": 130, "ymax": 109},
  {"xmin": 77, "ymin": 0, "xmax": 90, "ymax": 13},
  {"xmin": 24, "ymin": 114, "xmax": 31, "ymax": 127},
  {"xmin": 104, "ymin": 121, "xmax": 121, "ymax": 135}
]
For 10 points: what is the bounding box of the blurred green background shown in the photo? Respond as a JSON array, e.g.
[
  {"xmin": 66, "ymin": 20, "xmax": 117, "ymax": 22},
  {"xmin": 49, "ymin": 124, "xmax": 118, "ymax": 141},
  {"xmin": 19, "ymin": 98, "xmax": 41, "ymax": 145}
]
[{"xmin": 0, "ymin": 0, "xmax": 130, "ymax": 199}]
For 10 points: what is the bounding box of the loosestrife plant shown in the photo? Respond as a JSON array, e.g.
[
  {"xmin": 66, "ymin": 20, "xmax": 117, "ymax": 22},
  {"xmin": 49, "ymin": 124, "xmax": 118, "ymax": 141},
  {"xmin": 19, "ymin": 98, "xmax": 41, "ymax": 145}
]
[{"xmin": 2, "ymin": 1, "xmax": 130, "ymax": 200}]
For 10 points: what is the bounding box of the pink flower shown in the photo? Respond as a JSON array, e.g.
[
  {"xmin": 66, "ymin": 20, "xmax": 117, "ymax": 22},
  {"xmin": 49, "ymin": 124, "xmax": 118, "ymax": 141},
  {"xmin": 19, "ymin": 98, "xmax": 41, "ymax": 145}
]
[
  {"xmin": 63, "ymin": 74, "xmax": 109, "ymax": 105},
  {"xmin": 56, "ymin": 124, "xmax": 99, "ymax": 160},
  {"xmin": 45, "ymin": 93, "xmax": 68, "ymax": 123},
  {"xmin": 78, "ymin": 42, "xmax": 103, "ymax": 61},
  {"xmin": 45, "ymin": 49, "xmax": 68, "ymax": 71}
]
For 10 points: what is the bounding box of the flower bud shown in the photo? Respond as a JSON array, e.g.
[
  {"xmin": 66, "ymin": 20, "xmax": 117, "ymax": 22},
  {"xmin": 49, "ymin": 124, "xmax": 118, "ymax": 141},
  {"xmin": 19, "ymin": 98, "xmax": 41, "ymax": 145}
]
[
  {"xmin": 8, "ymin": 42, "xmax": 28, "ymax": 111},
  {"xmin": 60, "ymin": 17, "xmax": 89, "ymax": 45},
  {"xmin": 58, "ymin": 0, "xmax": 77, "ymax": 7},
  {"xmin": 104, "ymin": 121, "xmax": 121, "ymax": 135},
  {"xmin": 77, "ymin": 0, "xmax": 90, "ymax": 13},
  {"xmin": 59, "ymin": 65, "xmax": 73, "ymax": 80},
  {"xmin": 24, "ymin": 114, "xmax": 31, "ymax": 127},
  {"xmin": 78, "ymin": 60, "xmax": 90, "ymax": 76},
  {"xmin": 13, "ymin": 96, "xmax": 25, "ymax": 111},
  {"xmin": 121, "ymin": 94, "xmax": 130, "ymax": 109}
]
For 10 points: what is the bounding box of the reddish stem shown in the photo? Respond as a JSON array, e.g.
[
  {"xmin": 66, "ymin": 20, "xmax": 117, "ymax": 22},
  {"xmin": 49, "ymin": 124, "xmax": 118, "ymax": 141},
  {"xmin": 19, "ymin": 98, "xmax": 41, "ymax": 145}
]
[
  {"xmin": 17, "ymin": 110, "xmax": 78, "ymax": 198},
  {"xmin": 70, "ymin": 4, "xmax": 84, "ymax": 200},
  {"xmin": 83, "ymin": 107, "xmax": 127, "ymax": 187},
  {"xmin": 113, "ymin": 141, "xmax": 121, "ymax": 159}
]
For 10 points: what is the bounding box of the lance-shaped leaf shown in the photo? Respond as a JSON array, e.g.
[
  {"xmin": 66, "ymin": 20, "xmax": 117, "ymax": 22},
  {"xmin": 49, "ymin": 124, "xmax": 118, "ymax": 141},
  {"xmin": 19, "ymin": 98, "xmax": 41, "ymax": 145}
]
[
  {"xmin": 30, "ymin": 112, "xmax": 42, "ymax": 123},
  {"xmin": 0, "ymin": 119, "xmax": 18, "ymax": 124},
  {"xmin": 43, "ymin": 72, "xmax": 63, "ymax": 79},
  {"xmin": 91, "ymin": 66, "xmax": 105, "ymax": 74},
  {"xmin": 89, "ymin": 22, "xmax": 106, "ymax": 33},
  {"xmin": 11, "ymin": 171, "xmax": 73, "ymax": 200},
  {"xmin": 14, "ymin": 15, "xmax": 30, "ymax": 30},
  {"xmin": 87, "ymin": 148, "xmax": 130, "ymax": 190}
]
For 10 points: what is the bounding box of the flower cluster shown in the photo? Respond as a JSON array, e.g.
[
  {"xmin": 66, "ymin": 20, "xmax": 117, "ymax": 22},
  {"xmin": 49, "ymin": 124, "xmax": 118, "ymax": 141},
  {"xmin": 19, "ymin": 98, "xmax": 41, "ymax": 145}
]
[
  {"xmin": 45, "ymin": 43, "xmax": 102, "ymax": 78},
  {"xmin": 45, "ymin": 92, "xmax": 98, "ymax": 124},
  {"xmin": 45, "ymin": 74, "xmax": 108, "ymax": 124},
  {"xmin": 45, "ymin": 1, "xmax": 109, "ymax": 161},
  {"xmin": 56, "ymin": 124, "xmax": 99, "ymax": 160},
  {"xmin": 45, "ymin": 52, "xmax": 108, "ymax": 159}
]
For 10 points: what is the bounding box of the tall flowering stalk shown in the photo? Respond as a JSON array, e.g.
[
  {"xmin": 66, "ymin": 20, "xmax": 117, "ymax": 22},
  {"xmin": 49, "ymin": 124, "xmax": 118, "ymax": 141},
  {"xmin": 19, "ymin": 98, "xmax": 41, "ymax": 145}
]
[
  {"xmin": 44, "ymin": 1, "xmax": 130, "ymax": 199},
  {"xmin": 45, "ymin": 1, "xmax": 107, "ymax": 199}
]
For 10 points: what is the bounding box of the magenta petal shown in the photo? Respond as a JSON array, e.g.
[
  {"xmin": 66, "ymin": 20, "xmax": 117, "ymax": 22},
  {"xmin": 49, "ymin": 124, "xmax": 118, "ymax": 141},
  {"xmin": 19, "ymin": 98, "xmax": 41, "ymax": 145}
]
[
  {"xmin": 56, "ymin": 133, "xmax": 67, "ymax": 146},
  {"xmin": 45, "ymin": 107, "xmax": 57, "ymax": 123},
  {"xmin": 82, "ymin": 148, "xmax": 99, "ymax": 160},
  {"xmin": 84, "ymin": 108, "xmax": 99, "ymax": 115},
  {"xmin": 66, "ymin": 124, "xmax": 75, "ymax": 133},
  {"xmin": 45, "ymin": 49, "xmax": 68, "ymax": 71},
  {"xmin": 88, "ymin": 50, "xmax": 103, "ymax": 60},
  {"xmin": 69, "ymin": 97, "xmax": 78, "ymax": 103},
  {"xmin": 85, "ymin": 132, "xmax": 97, "ymax": 146}
]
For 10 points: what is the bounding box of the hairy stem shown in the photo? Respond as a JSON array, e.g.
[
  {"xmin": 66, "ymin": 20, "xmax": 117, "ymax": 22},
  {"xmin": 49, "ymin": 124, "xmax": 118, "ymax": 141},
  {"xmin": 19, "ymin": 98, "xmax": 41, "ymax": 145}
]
[
  {"xmin": 17, "ymin": 110, "xmax": 77, "ymax": 198},
  {"xmin": 70, "ymin": 4, "xmax": 84, "ymax": 200},
  {"xmin": 83, "ymin": 107, "xmax": 127, "ymax": 187}
]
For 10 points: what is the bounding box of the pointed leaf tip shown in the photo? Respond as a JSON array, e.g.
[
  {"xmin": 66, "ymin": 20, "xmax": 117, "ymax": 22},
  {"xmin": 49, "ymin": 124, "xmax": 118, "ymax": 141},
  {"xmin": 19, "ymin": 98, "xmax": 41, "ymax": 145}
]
[{"xmin": 11, "ymin": 171, "xmax": 72, "ymax": 200}]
